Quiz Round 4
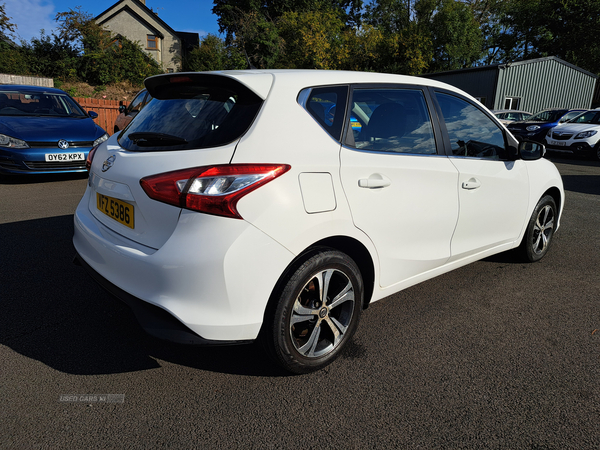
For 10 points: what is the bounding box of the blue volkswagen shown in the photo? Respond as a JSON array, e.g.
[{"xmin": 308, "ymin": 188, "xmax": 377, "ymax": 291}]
[{"xmin": 0, "ymin": 85, "xmax": 108, "ymax": 175}]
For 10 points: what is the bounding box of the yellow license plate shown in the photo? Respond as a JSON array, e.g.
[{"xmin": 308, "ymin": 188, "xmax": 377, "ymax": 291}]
[{"xmin": 96, "ymin": 193, "xmax": 134, "ymax": 229}]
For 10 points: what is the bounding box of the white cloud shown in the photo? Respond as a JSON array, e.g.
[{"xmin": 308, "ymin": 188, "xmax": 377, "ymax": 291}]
[{"xmin": 3, "ymin": 0, "xmax": 57, "ymax": 43}]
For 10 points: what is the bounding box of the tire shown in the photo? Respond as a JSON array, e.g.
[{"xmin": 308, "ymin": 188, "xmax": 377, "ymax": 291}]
[
  {"xmin": 263, "ymin": 248, "xmax": 363, "ymax": 374},
  {"xmin": 594, "ymin": 144, "xmax": 600, "ymax": 162},
  {"xmin": 518, "ymin": 195, "xmax": 557, "ymax": 262}
]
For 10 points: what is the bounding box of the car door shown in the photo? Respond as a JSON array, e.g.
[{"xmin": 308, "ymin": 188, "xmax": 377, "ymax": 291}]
[
  {"xmin": 432, "ymin": 90, "xmax": 529, "ymax": 260},
  {"xmin": 340, "ymin": 85, "xmax": 460, "ymax": 288}
]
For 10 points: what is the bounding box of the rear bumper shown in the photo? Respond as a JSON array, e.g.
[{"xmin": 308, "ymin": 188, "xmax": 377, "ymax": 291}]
[
  {"xmin": 73, "ymin": 253, "xmax": 247, "ymax": 345},
  {"xmin": 73, "ymin": 185, "xmax": 296, "ymax": 342}
]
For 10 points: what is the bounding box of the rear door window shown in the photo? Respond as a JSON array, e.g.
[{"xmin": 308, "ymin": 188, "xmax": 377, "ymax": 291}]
[{"xmin": 346, "ymin": 87, "xmax": 437, "ymax": 155}]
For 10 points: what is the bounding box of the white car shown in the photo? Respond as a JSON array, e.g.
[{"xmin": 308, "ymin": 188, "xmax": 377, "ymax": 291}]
[
  {"xmin": 545, "ymin": 109, "xmax": 600, "ymax": 160},
  {"xmin": 492, "ymin": 109, "xmax": 532, "ymax": 125},
  {"xmin": 74, "ymin": 70, "xmax": 564, "ymax": 373}
]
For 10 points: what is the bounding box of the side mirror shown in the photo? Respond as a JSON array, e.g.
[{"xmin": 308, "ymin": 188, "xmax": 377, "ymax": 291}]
[
  {"xmin": 88, "ymin": 111, "xmax": 98, "ymax": 119},
  {"xmin": 119, "ymin": 105, "xmax": 126, "ymax": 113},
  {"xmin": 519, "ymin": 140, "xmax": 545, "ymax": 160}
]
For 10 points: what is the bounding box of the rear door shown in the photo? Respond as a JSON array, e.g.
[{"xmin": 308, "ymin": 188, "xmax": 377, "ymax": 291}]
[{"xmin": 340, "ymin": 85, "xmax": 460, "ymax": 288}]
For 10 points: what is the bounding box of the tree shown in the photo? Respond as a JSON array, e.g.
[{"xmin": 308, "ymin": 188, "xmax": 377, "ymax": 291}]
[
  {"xmin": 0, "ymin": 2, "xmax": 16, "ymax": 41},
  {"xmin": 501, "ymin": 0, "xmax": 600, "ymax": 74},
  {"xmin": 183, "ymin": 34, "xmax": 246, "ymax": 71},
  {"xmin": 426, "ymin": 0, "xmax": 484, "ymax": 71},
  {"xmin": 277, "ymin": 9, "xmax": 350, "ymax": 69},
  {"xmin": 213, "ymin": 0, "xmax": 363, "ymax": 41}
]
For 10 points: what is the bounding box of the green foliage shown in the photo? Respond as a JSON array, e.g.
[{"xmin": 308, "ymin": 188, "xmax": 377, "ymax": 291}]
[
  {"xmin": 498, "ymin": 0, "xmax": 600, "ymax": 74},
  {"xmin": 277, "ymin": 9, "xmax": 349, "ymax": 69},
  {"xmin": 183, "ymin": 34, "xmax": 246, "ymax": 71},
  {"xmin": 427, "ymin": 0, "xmax": 483, "ymax": 71}
]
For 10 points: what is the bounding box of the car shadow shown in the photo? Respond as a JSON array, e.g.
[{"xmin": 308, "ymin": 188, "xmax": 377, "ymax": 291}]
[
  {"xmin": 0, "ymin": 215, "xmax": 289, "ymax": 377},
  {"xmin": 545, "ymin": 155, "xmax": 600, "ymax": 195}
]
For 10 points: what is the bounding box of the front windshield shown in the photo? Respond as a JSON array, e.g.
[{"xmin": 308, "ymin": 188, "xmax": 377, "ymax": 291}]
[
  {"xmin": 527, "ymin": 110, "xmax": 566, "ymax": 122},
  {"xmin": 0, "ymin": 91, "xmax": 87, "ymax": 117},
  {"xmin": 568, "ymin": 111, "xmax": 600, "ymax": 124}
]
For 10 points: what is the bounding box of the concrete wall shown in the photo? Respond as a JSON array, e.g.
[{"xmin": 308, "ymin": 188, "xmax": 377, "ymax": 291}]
[{"xmin": 0, "ymin": 74, "xmax": 53, "ymax": 87}]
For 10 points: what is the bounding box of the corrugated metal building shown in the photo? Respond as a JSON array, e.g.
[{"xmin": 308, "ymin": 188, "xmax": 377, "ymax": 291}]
[{"xmin": 423, "ymin": 57, "xmax": 598, "ymax": 112}]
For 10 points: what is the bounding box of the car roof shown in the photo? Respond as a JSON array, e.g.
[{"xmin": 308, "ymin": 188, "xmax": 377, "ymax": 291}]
[
  {"xmin": 0, "ymin": 84, "xmax": 68, "ymax": 95},
  {"xmin": 492, "ymin": 109, "xmax": 531, "ymax": 114},
  {"xmin": 146, "ymin": 69, "xmax": 468, "ymax": 101}
]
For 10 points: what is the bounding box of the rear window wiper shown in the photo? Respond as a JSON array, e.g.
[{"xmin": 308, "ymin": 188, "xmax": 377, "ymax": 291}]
[{"xmin": 128, "ymin": 132, "xmax": 188, "ymax": 147}]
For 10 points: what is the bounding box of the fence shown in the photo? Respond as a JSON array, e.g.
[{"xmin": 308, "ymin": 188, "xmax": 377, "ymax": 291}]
[{"xmin": 74, "ymin": 97, "xmax": 129, "ymax": 134}]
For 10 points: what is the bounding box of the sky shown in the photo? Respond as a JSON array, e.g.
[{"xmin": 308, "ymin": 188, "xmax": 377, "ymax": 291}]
[{"xmin": 2, "ymin": 0, "xmax": 222, "ymax": 43}]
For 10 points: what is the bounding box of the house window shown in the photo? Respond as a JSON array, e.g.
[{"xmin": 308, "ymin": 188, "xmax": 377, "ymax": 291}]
[
  {"xmin": 147, "ymin": 35, "xmax": 157, "ymax": 49},
  {"xmin": 504, "ymin": 97, "xmax": 521, "ymax": 110}
]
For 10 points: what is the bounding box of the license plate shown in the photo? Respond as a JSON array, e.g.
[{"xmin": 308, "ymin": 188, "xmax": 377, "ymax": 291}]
[
  {"xmin": 45, "ymin": 152, "xmax": 85, "ymax": 162},
  {"xmin": 96, "ymin": 193, "xmax": 134, "ymax": 229},
  {"xmin": 550, "ymin": 140, "xmax": 565, "ymax": 147}
]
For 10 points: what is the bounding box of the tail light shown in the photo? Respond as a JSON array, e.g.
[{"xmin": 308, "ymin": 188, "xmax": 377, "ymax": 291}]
[
  {"xmin": 86, "ymin": 145, "xmax": 98, "ymax": 172},
  {"xmin": 140, "ymin": 164, "xmax": 291, "ymax": 219}
]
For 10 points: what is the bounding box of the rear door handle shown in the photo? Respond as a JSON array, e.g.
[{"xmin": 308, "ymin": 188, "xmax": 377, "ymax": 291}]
[
  {"xmin": 358, "ymin": 174, "xmax": 392, "ymax": 189},
  {"xmin": 462, "ymin": 178, "xmax": 481, "ymax": 190}
]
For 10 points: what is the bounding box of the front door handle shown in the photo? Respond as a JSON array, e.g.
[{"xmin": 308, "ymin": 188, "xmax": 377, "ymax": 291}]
[
  {"xmin": 462, "ymin": 178, "xmax": 481, "ymax": 190},
  {"xmin": 358, "ymin": 174, "xmax": 392, "ymax": 189}
]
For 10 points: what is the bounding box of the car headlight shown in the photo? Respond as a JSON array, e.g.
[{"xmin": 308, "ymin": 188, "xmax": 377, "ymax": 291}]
[
  {"xmin": 0, "ymin": 134, "xmax": 29, "ymax": 149},
  {"xmin": 93, "ymin": 133, "xmax": 109, "ymax": 147},
  {"xmin": 526, "ymin": 125, "xmax": 540, "ymax": 131},
  {"xmin": 575, "ymin": 130, "xmax": 597, "ymax": 139}
]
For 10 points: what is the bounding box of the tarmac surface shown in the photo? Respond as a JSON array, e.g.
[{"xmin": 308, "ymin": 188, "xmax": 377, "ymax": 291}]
[{"xmin": 1, "ymin": 155, "xmax": 599, "ymax": 449}]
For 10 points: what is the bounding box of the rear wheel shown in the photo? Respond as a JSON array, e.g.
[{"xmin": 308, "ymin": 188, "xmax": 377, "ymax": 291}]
[
  {"xmin": 518, "ymin": 195, "xmax": 557, "ymax": 262},
  {"xmin": 263, "ymin": 249, "xmax": 363, "ymax": 374}
]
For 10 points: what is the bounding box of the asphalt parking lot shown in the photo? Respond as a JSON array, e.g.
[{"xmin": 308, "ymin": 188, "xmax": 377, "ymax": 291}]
[{"xmin": 1, "ymin": 156, "xmax": 599, "ymax": 449}]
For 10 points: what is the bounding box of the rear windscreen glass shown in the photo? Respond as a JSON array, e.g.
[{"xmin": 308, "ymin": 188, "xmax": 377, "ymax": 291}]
[{"xmin": 119, "ymin": 76, "xmax": 263, "ymax": 151}]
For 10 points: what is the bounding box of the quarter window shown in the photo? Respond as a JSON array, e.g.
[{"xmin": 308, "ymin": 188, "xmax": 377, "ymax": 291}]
[
  {"xmin": 346, "ymin": 88, "xmax": 436, "ymax": 154},
  {"xmin": 304, "ymin": 86, "xmax": 348, "ymax": 141},
  {"xmin": 436, "ymin": 92, "xmax": 506, "ymax": 159}
]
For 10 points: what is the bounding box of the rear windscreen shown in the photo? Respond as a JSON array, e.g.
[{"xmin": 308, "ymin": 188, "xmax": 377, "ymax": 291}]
[{"xmin": 119, "ymin": 75, "xmax": 263, "ymax": 151}]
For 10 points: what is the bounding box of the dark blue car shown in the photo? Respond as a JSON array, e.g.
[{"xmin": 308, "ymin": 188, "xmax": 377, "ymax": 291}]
[
  {"xmin": 0, "ymin": 85, "xmax": 108, "ymax": 175},
  {"xmin": 506, "ymin": 108, "xmax": 586, "ymax": 143}
]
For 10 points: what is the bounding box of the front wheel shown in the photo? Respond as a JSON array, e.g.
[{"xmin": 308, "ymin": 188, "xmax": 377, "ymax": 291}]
[
  {"xmin": 263, "ymin": 249, "xmax": 363, "ymax": 374},
  {"xmin": 518, "ymin": 195, "xmax": 557, "ymax": 262}
]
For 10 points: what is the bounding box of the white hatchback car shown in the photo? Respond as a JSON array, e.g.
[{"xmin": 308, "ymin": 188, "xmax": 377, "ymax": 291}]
[
  {"xmin": 74, "ymin": 70, "xmax": 564, "ymax": 373},
  {"xmin": 545, "ymin": 109, "xmax": 600, "ymax": 160}
]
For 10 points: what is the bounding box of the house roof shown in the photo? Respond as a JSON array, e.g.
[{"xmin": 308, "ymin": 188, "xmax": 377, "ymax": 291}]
[
  {"xmin": 95, "ymin": 0, "xmax": 181, "ymax": 39},
  {"xmin": 425, "ymin": 56, "xmax": 598, "ymax": 80}
]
